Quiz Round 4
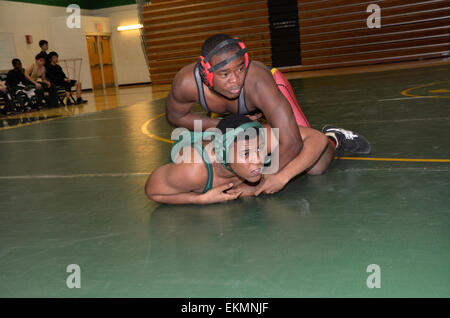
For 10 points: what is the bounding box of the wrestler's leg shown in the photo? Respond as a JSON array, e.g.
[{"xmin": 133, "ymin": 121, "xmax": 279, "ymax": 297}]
[
  {"xmin": 306, "ymin": 142, "xmax": 335, "ymax": 176},
  {"xmin": 262, "ymin": 122, "xmax": 335, "ymax": 176},
  {"xmin": 271, "ymin": 68, "xmax": 310, "ymax": 128},
  {"xmin": 270, "ymin": 69, "xmax": 337, "ymax": 174}
]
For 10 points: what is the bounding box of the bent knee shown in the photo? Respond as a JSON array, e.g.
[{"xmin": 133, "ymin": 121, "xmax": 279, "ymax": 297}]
[
  {"xmin": 144, "ymin": 176, "xmax": 155, "ymax": 199},
  {"xmin": 307, "ymin": 166, "xmax": 327, "ymax": 176}
]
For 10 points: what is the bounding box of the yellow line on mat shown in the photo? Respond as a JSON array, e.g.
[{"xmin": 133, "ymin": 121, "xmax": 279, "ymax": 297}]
[
  {"xmin": 141, "ymin": 112, "xmax": 174, "ymax": 144},
  {"xmin": 401, "ymin": 80, "xmax": 450, "ymax": 98},
  {"xmin": 141, "ymin": 113, "xmax": 450, "ymax": 163},
  {"xmin": 336, "ymin": 157, "xmax": 450, "ymax": 163}
]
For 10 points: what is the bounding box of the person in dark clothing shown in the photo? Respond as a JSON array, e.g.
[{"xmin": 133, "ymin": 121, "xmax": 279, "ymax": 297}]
[
  {"xmin": 46, "ymin": 51, "xmax": 87, "ymax": 105},
  {"xmin": 0, "ymin": 82, "xmax": 17, "ymax": 115},
  {"xmin": 6, "ymin": 58, "xmax": 35, "ymax": 111},
  {"xmin": 6, "ymin": 59, "xmax": 32, "ymax": 87},
  {"xmin": 39, "ymin": 40, "xmax": 50, "ymax": 67}
]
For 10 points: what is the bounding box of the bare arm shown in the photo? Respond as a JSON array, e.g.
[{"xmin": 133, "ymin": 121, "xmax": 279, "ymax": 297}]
[
  {"xmin": 275, "ymin": 127, "xmax": 328, "ymax": 183},
  {"xmin": 166, "ymin": 67, "xmax": 219, "ymax": 130},
  {"xmin": 41, "ymin": 69, "xmax": 51, "ymax": 87},
  {"xmin": 227, "ymin": 182, "xmax": 258, "ymax": 197},
  {"xmin": 24, "ymin": 65, "xmax": 40, "ymax": 87},
  {"xmin": 255, "ymin": 126, "xmax": 328, "ymax": 195},
  {"xmin": 145, "ymin": 162, "xmax": 206, "ymax": 204},
  {"xmin": 145, "ymin": 162, "xmax": 241, "ymax": 205},
  {"xmin": 250, "ymin": 68, "xmax": 303, "ymax": 170},
  {"xmin": 166, "ymin": 90, "xmax": 219, "ymax": 130}
]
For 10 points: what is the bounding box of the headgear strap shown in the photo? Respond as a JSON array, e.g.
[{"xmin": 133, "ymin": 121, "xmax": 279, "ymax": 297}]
[
  {"xmin": 204, "ymin": 38, "xmax": 243, "ymax": 63},
  {"xmin": 209, "ymin": 48, "xmax": 248, "ymax": 73},
  {"xmin": 198, "ymin": 37, "xmax": 249, "ymax": 88}
]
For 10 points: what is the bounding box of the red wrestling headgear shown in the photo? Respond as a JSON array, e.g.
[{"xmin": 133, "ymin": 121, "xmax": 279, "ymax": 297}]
[{"xmin": 198, "ymin": 37, "xmax": 249, "ymax": 88}]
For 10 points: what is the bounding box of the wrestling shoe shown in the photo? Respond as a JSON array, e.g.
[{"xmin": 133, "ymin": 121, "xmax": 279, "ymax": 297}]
[
  {"xmin": 322, "ymin": 125, "xmax": 371, "ymax": 155},
  {"xmin": 66, "ymin": 98, "xmax": 73, "ymax": 106}
]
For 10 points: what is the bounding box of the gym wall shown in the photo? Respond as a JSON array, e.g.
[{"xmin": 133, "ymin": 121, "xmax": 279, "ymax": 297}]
[
  {"xmin": 297, "ymin": 0, "xmax": 450, "ymax": 70},
  {"xmin": 1, "ymin": 0, "xmax": 150, "ymax": 88},
  {"xmin": 141, "ymin": 0, "xmax": 272, "ymax": 85},
  {"xmin": 142, "ymin": 0, "xmax": 450, "ymax": 84}
]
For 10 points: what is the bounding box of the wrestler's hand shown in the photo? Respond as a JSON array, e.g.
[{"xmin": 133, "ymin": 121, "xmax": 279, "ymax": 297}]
[
  {"xmin": 254, "ymin": 173, "xmax": 289, "ymax": 196},
  {"xmin": 35, "ymin": 83, "xmax": 42, "ymax": 90},
  {"xmin": 246, "ymin": 112, "xmax": 263, "ymax": 121},
  {"xmin": 227, "ymin": 182, "xmax": 258, "ymax": 197},
  {"xmin": 199, "ymin": 183, "xmax": 242, "ymax": 204}
]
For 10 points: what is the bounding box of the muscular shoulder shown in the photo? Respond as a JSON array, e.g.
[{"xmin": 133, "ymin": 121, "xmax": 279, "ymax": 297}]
[
  {"xmin": 162, "ymin": 143, "xmax": 211, "ymax": 191},
  {"xmin": 246, "ymin": 62, "xmax": 277, "ymax": 95},
  {"xmin": 246, "ymin": 61, "xmax": 274, "ymax": 87},
  {"xmin": 170, "ymin": 63, "xmax": 198, "ymax": 103},
  {"xmin": 167, "ymin": 160, "xmax": 209, "ymax": 192},
  {"xmin": 146, "ymin": 159, "xmax": 209, "ymax": 196},
  {"xmin": 245, "ymin": 61, "xmax": 280, "ymax": 106}
]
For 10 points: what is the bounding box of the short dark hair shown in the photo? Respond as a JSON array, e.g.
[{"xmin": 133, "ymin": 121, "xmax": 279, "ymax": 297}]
[
  {"xmin": 35, "ymin": 52, "xmax": 46, "ymax": 60},
  {"xmin": 12, "ymin": 58, "xmax": 21, "ymax": 66},
  {"xmin": 217, "ymin": 114, "xmax": 254, "ymax": 134},
  {"xmin": 201, "ymin": 34, "xmax": 240, "ymax": 59},
  {"xmin": 48, "ymin": 51, "xmax": 58, "ymax": 60},
  {"xmin": 39, "ymin": 40, "xmax": 48, "ymax": 47}
]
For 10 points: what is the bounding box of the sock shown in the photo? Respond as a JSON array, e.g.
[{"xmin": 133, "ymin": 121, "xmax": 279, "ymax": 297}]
[
  {"xmin": 325, "ymin": 133, "xmax": 339, "ymax": 151},
  {"xmin": 327, "ymin": 136, "xmax": 336, "ymax": 151}
]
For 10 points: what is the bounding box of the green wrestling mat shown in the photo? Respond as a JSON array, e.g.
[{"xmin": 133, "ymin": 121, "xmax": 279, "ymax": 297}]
[{"xmin": 0, "ymin": 64, "xmax": 449, "ymax": 297}]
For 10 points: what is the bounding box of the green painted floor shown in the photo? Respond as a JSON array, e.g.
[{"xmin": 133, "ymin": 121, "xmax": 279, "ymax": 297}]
[{"xmin": 0, "ymin": 65, "xmax": 449, "ymax": 297}]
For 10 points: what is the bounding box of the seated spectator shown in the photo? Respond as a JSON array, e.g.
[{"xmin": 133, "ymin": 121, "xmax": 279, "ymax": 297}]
[
  {"xmin": 24, "ymin": 53, "xmax": 58, "ymax": 108},
  {"xmin": 39, "ymin": 40, "xmax": 50, "ymax": 67},
  {"xmin": 6, "ymin": 59, "xmax": 31, "ymax": 87},
  {"xmin": 46, "ymin": 51, "xmax": 87, "ymax": 105},
  {"xmin": 6, "ymin": 58, "xmax": 35, "ymax": 111},
  {"xmin": 0, "ymin": 81, "xmax": 17, "ymax": 115}
]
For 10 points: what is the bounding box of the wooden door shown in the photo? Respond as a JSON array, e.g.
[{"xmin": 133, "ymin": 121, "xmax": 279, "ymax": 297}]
[
  {"xmin": 86, "ymin": 36, "xmax": 102, "ymax": 89},
  {"xmin": 99, "ymin": 36, "xmax": 115, "ymax": 88}
]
